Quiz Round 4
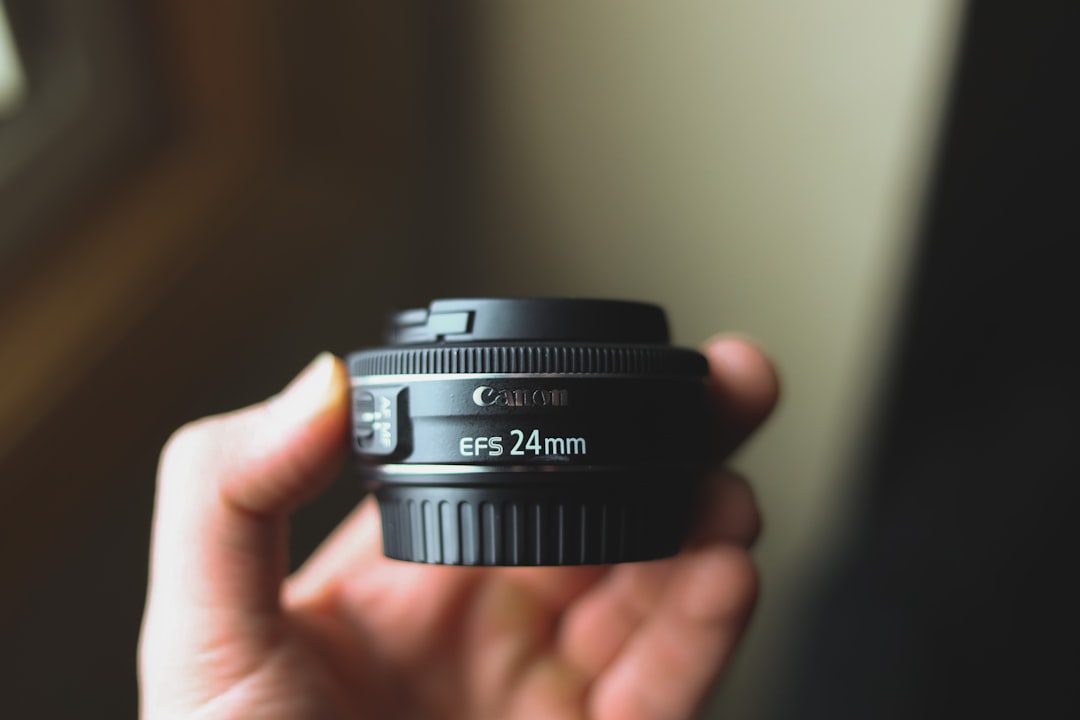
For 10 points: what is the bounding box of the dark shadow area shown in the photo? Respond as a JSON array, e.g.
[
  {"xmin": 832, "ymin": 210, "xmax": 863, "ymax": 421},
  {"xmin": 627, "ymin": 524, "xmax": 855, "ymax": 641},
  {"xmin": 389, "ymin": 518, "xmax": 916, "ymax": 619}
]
[{"xmin": 773, "ymin": 3, "xmax": 1080, "ymax": 718}]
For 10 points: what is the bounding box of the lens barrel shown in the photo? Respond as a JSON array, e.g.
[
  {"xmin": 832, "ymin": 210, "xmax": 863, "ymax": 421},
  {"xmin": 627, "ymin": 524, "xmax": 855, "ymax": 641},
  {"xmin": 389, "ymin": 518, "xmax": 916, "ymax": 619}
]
[{"xmin": 348, "ymin": 298, "xmax": 711, "ymax": 566}]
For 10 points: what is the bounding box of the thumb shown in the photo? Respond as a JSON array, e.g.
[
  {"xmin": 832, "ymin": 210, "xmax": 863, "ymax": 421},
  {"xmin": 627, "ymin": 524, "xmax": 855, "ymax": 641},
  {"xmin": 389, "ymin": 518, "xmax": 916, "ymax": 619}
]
[{"xmin": 142, "ymin": 353, "xmax": 349, "ymax": 650}]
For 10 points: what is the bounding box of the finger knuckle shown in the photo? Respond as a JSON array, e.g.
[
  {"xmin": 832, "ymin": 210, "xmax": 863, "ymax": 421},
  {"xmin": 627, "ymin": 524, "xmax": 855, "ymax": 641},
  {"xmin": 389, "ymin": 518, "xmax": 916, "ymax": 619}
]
[{"xmin": 158, "ymin": 417, "xmax": 220, "ymax": 480}]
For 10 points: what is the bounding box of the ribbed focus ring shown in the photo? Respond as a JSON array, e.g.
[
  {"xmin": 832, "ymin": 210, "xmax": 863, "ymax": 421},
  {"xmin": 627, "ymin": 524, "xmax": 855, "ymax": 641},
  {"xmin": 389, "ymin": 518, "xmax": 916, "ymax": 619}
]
[
  {"xmin": 374, "ymin": 484, "xmax": 692, "ymax": 566},
  {"xmin": 350, "ymin": 343, "xmax": 706, "ymax": 377}
]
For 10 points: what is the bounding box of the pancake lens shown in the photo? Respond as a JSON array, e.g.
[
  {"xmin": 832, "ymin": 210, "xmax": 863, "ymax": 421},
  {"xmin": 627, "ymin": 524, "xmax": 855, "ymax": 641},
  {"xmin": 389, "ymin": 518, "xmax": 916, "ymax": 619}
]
[{"xmin": 349, "ymin": 298, "xmax": 711, "ymax": 565}]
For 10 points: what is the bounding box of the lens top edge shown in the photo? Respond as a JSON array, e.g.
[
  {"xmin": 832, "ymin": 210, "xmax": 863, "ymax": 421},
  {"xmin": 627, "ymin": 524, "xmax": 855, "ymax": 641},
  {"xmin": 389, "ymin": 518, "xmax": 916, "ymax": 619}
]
[{"xmin": 387, "ymin": 298, "xmax": 670, "ymax": 346}]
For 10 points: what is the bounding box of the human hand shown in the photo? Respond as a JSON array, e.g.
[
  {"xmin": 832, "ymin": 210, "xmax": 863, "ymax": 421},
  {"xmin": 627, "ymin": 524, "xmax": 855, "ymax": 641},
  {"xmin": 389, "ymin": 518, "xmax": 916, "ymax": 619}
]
[{"xmin": 138, "ymin": 336, "xmax": 778, "ymax": 719}]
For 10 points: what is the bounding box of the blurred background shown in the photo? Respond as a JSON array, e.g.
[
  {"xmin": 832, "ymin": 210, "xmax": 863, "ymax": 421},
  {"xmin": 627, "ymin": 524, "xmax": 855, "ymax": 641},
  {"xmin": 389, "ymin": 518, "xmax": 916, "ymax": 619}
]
[{"xmin": 2, "ymin": 1, "xmax": 1077, "ymax": 718}]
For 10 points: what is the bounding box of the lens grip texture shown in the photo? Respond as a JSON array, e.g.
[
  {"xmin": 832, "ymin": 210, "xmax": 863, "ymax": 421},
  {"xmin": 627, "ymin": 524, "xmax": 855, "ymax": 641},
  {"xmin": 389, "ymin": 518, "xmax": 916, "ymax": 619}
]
[
  {"xmin": 374, "ymin": 474, "xmax": 696, "ymax": 565},
  {"xmin": 350, "ymin": 343, "xmax": 705, "ymax": 376}
]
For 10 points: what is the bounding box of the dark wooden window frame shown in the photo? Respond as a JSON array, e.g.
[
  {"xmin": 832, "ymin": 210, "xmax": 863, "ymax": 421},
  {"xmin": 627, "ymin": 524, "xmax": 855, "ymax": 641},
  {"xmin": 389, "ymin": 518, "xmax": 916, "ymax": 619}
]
[{"xmin": 0, "ymin": 0, "xmax": 166, "ymax": 265}]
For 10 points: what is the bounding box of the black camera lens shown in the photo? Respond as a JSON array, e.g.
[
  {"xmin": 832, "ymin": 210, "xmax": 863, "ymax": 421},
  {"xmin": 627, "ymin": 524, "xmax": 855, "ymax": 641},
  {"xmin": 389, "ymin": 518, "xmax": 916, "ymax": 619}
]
[{"xmin": 348, "ymin": 298, "xmax": 712, "ymax": 566}]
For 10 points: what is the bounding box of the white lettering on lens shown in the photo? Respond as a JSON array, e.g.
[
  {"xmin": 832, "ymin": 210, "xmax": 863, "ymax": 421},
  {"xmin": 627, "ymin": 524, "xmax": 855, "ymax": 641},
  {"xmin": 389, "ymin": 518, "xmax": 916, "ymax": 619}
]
[
  {"xmin": 507, "ymin": 428, "xmax": 587, "ymax": 457},
  {"xmin": 461, "ymin": 430, "xmax": 586, "ymax": 458},
  {"xmin": 472, "ymin": 386, "xmax": 569, "ymax": 408},
  {"xmin": 460, "ymin": 436, "xmax": 505, "ymax": 457}
]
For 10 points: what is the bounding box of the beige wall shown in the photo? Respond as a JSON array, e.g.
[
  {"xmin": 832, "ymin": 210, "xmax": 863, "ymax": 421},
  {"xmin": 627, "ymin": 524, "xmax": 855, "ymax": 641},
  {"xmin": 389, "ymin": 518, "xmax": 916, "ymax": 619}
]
[{"xmin": 467, "ymin": 1, "xmax": 964, "ymax": 714}]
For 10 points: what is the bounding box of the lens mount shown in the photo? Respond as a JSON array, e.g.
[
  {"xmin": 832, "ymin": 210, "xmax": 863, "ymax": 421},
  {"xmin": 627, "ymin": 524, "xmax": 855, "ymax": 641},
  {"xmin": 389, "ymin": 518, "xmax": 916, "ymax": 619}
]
[{"xmin": 349, "ymin": 298, "xmax": 712, "ymax": 566}]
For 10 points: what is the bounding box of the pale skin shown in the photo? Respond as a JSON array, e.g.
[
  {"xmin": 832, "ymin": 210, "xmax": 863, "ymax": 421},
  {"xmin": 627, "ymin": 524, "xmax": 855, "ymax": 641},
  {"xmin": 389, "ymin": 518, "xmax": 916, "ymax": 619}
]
[{"xmin": 138, "ymin": 336, "xmax": 779, "ymax": 719}]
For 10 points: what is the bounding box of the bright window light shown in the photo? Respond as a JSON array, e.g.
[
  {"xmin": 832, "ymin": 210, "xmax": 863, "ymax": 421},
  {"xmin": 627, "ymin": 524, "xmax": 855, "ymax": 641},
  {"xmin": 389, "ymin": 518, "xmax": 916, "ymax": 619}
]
[{"xmin": 1, "ymin": 1, "xmax": 27, "ymax": 118}]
